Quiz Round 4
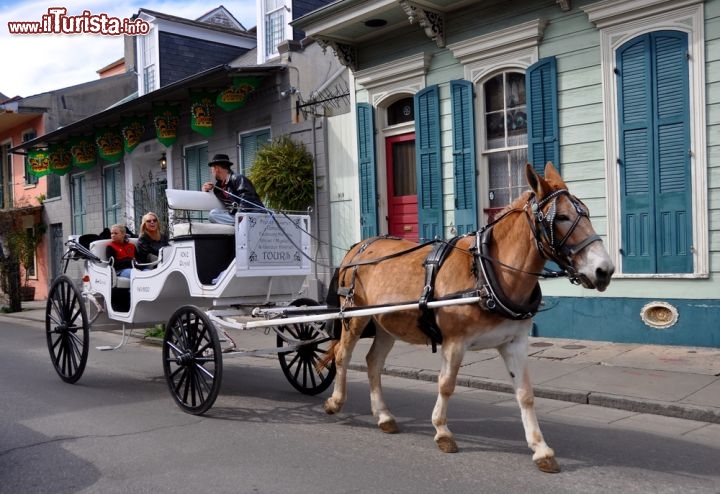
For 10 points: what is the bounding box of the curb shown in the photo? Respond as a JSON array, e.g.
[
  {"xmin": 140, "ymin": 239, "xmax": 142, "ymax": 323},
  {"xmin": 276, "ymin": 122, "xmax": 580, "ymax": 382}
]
[{"xmin": 348, "ymin": 363, "xmax": 720, "ymax": 425}]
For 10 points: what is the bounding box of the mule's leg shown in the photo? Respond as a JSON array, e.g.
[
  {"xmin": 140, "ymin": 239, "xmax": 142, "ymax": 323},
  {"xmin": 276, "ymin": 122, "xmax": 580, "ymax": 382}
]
[
  {"xmin": 366, "ymin": 327, "xmax": 398, "ymax": 433},
  {"xmin": 432, "ymin": 339, "xmax": 465, "ymax": 453},
  {"xmin": 324, "ymin": 317, "xmax": 366, "ymax": 415},
  {"xmin": 498, "ymin": 335, "xmax": 560, "ymax": 473}
]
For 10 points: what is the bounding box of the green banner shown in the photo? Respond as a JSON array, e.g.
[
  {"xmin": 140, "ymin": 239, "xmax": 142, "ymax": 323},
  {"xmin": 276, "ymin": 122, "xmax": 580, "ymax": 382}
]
[
  {"xmin": 216, "ymin": 76, "xmax": 263, "ymax": 111},
  {"xmin": 121, "ymin": 116, "xmax": 145, "ymax": 153},
  {"xmin": 69, "ymin": 135, "xmax": 97, "ymax": 169},
  {"xmin": 27, "ymin": 149, "xmax": 50, "ymax": 177},
  {"xmin": 95, "ymin": 126, "xmax": 123, "ymax": 162},
  {"xmin": 48, "ymin": 143, "xmax": 72, "ymax": 175},
  {"xmin": 153, "ymin": 104, "xmax": 179, "ymax": 147},
  {"xmin": 190, "ymin": 90, "xmax": 215, "ymax": 137}
]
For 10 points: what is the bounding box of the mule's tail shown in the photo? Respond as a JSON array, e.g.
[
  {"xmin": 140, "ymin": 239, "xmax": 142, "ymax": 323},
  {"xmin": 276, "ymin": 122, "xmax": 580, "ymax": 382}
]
[{"xmin": 317, "ymin": 339, "xmax": 338, "ymax": 371}]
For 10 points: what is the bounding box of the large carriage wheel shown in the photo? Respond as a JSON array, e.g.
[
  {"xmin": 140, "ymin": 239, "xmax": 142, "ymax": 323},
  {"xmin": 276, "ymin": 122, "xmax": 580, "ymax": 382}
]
[
  {"xmin": 46, "ymin": 275, "xmax": 90, "ymax": 384},
  {"xmin": 163, "ymin": 306, "xmax": 223, "ymax": 415},
  {"xmin": 277, "ymin": 298, "xmax": 336, "ymax": 395}
]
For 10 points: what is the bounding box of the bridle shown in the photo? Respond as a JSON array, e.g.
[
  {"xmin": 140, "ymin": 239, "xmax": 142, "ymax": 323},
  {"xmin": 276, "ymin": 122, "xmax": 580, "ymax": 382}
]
[{"xmin": 524, "ymin": 188, "xmax": 601, "ymax": 285}]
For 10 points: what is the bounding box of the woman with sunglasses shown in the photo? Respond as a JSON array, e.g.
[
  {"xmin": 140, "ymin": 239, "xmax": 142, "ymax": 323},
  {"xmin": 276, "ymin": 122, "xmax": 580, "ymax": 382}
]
[{"xmin": 136, "ymin": 212, "xmax": 169, "ymax": 265}]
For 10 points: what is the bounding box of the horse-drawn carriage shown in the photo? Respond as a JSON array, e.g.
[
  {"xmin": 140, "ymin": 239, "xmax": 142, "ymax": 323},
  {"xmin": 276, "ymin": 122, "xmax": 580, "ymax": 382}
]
[{"xmin": 46, "ymin": 163, "xmax": 613, "ymax": 472}]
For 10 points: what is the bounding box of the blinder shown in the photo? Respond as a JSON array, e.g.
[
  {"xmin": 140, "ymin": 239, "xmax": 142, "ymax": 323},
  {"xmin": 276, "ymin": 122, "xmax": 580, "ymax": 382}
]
[{"xmin": 525, "ymin": 189, "xmax": 601, "ymax": 284}]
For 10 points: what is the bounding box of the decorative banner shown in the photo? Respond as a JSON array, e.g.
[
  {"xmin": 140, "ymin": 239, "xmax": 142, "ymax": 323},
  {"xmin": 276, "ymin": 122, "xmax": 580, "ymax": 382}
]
[
  {"xmin": 27, "ymin": 149, "xmax": 51, "ymax": 177},
  {"xmin": 95, "ymin": 126, "xmax": 123, "ymax": 162},
  {"xmin": 216, "ymin": 76, "xmax": 263, "ymax": 111},
  {"xmin": 69, "ymin": 134, "xmax": 97, "ymax": 169},
  {"xmin": 121, "ymin": 116, "xmax": 145, "ymax": 153},
  {"xmin": 48, "ymin": 143, "xmax": 72, "ymax": 175},
  {"xmin": 190, "ymin": 90, "xmax": 216, "ymax": 137},
  {"xmin": 153, "ymin": 104, "xmax": 179, "ymax": 147}
]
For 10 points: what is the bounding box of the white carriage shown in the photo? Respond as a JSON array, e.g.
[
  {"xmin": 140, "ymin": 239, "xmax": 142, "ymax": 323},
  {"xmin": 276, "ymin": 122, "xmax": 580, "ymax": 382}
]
[{"xmin": 46, "ymin": 189, "xmax": 336, "ymax": 414}]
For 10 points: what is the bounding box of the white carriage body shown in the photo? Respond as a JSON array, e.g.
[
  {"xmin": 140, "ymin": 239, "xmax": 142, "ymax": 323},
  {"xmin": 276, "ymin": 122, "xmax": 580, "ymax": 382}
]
[{"xmin": 82, "ymin": 189, "xmax": 311, "ymax": 325}]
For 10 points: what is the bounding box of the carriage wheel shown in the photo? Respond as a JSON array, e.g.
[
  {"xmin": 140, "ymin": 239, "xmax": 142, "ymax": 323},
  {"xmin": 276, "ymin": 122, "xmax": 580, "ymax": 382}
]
[
  {"xmin": 163, "ymin": 305, "xmax": 223, "ymax": 415},
  {"xmin": 277, "ymin": 298, "xmax": 336, "ymax": 395},
  {"xmin": 46, "ymin": 275, "xmax": 90, "ymax": 384}
]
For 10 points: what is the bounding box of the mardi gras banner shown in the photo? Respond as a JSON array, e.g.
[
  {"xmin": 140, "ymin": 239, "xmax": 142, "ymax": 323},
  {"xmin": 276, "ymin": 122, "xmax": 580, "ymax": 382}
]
[
  {"xmin": 121, "ymin": 116, "xmax": 145, "ymax": 154},
  {"xmin": 48, "ymin": 143, "xmax": 72, "ymax": 176},
  {"xmin": 69, "ymin": 135, "xmax": 97, "ymax": 169},
  {"xmin": 153, "ymin": 104, "xmax": 179, "ymax": 147},
  {"xmin": 216, "ymin": 76, "xmax": 263, "ymax": 111},
  {"xmin": 190, "ymin": 90, "xmax": 216, "ymax": 137},
  {"xmin": 27, "ymin": 149, "xmax": 51, "ymax": 177},
  {"xmin": 95, "ymin": 126, "xmax": 123, "ymax": 162}
]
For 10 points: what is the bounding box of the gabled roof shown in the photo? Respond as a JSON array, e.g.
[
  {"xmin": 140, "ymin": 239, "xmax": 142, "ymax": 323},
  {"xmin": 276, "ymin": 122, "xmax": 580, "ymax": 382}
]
[
  {"xmin": 196, "ymin": 5, "xmax": 248, "ymax": 31},
  {"xmin": 11, "ymin": 64, "xmax": 285, "ymax": 153},
  {"xmin": 135, "ymin": 8, "xmax": 254, "ymax": 39}
]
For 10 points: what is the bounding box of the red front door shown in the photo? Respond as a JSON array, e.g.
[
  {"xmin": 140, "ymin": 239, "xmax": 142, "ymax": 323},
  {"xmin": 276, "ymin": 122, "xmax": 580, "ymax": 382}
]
[{"xmin": 386, "ymin": 134, "xmax": 418, "ymax": 242}]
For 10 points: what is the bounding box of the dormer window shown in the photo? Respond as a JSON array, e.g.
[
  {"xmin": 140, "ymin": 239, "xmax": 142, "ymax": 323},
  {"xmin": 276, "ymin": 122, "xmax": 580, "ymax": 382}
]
[{"xmin": 264, "ymin": 0, "xmax": 286, "ymax": 59}]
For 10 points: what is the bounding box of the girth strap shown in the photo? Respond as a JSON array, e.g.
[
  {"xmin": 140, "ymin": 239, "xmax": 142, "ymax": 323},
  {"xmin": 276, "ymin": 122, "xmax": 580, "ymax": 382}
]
[{"xmin": 417, "ymin": 237, "xmax": 461, "ymax": 353}]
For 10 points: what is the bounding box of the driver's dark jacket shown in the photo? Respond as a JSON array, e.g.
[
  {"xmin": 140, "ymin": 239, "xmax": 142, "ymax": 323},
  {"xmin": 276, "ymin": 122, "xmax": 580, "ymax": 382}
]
[{"xmin": 212, "ymin": 172, "xmax": 264, "ymax": 214}]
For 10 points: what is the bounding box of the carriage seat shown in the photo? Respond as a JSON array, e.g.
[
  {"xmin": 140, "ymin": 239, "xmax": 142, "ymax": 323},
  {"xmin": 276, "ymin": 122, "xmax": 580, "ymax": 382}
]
[
  {"xmin": 166, "ymin": 188, "xmax": 235, "ymax": 238},
  {"xmin": 88, "ymin": 238, "xmax": 140, "ymax": 289}
]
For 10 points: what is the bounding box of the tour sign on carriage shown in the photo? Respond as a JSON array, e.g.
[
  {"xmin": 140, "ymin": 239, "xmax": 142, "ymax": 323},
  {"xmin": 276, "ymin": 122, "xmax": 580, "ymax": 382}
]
[{"xmin": 46, "ymin": 163, "xmax": 612, "ymax": 472}]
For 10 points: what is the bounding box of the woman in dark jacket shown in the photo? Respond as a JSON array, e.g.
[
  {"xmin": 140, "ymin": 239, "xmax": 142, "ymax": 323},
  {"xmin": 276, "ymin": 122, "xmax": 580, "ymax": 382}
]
[{"xmin": 136, "ymin": 212, "xmax": 169, "ymax": 265}]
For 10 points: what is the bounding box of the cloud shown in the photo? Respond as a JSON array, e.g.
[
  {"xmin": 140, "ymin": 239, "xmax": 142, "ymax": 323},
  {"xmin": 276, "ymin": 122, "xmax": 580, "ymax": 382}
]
[{"xmin": 1, "ymin": 0, "xmax": 256, "ymax": 98}]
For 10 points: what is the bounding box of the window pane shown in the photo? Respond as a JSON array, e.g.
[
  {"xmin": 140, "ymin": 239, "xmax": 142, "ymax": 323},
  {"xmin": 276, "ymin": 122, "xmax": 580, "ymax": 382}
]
[
  {"xmin": 486, "ymin": 112, "xmax": 505, "ymax": 149},
  {"xmin": 484, "ymin": 75, "xmax": 504, "ymax": 112},
  {"xmin": 506, "ymin": 72, "xmax": 526, "ymax": 108},
  {"xmin": 392, "ymin": 140, "xmax": 416, "ymax": 196},
  {"xmin": 387, "ymin": 97, "xmax": 414, "ymax": 125}
]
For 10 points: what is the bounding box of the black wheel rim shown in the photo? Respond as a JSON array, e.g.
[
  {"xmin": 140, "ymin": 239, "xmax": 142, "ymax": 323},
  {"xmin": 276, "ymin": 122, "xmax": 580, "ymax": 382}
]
[
  {"xmin": 277, "ymin": 299, "xmax": 336, "ymax": 395},
  {"xmin": 163, "ymin": 306, "xmax": 222, "ymax": 415},
  {"xmin": 45, "ymin": 275, "xmax": 89, "ymax": 384}
]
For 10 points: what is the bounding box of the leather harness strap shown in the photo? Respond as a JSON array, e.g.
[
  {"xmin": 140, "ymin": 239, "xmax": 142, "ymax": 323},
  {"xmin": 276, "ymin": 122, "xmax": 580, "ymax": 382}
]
[{"xmin": 417, "ymin": 237, "xmax": 462, "ymax": 353}]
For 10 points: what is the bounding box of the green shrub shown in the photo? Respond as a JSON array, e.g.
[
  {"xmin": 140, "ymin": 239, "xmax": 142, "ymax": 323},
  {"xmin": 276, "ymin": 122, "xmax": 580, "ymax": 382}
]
[{"xmin": 248, "ymin": 136, "xmax": 315, "ymax": 211}]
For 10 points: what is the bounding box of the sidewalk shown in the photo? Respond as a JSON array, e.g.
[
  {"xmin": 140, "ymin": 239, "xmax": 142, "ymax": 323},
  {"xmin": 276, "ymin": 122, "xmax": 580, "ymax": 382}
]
[{"xmin": 8, "ymin": 300, "xmax": 720, "ymax": 424}]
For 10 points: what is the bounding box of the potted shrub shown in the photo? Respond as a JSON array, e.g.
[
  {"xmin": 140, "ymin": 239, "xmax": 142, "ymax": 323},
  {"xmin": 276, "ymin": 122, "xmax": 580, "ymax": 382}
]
[
  {"xmin": 247, "ymin": 135, "xmax": 315, "ymax": 211},
  {"xmin": 6, "ymin": 222, "xmax": 46, "ymax": 301}
]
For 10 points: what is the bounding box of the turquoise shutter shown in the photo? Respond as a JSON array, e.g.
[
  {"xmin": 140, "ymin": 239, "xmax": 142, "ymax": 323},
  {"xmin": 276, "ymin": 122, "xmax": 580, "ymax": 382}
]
[
  {"xmin": 415, "ymin": 85, "xmax": 443, "ymax": 241},
  {"xmin": 526, "ymin": 57, "xmax": 559, "ymax": 175},
  {"xmin": 357, "ymin": 103, "xmax": 378, "ymax": 239},
  {"xmin": 617, "ymin": 31, "xmax": 691, "ymax": 274},
  {"xmin": 451, "ymin": 80, "xmax": 477, "ymax": 234},
  {"xmin": 185, "ymin": 144, "xmax": 209, "ymax": 190}
]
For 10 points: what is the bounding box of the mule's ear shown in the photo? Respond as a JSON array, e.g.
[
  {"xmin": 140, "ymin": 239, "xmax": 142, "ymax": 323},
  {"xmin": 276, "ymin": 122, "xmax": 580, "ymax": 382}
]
[
  {"xmin": 526, "ymin": 163, "xmax": 550, "ymax": 197},
  {"xmin": 544, "ymin": 162, "xmax": 561, "ymax": 181}
]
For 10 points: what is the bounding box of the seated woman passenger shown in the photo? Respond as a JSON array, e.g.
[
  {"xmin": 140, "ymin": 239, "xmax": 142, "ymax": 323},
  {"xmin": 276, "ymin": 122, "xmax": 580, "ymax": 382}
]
[
  {"xmin": 106, "ymin": 224, "xmax": 135, "ymax": 279},
  {"xmin": 136, "ymin": 212, "xmax": 169, "ymax": 265}
]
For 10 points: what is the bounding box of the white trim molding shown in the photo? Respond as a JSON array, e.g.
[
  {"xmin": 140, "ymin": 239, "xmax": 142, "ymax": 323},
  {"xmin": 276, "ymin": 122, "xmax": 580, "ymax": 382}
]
[{"xmin": 584, "ymin": 0, "xmax": 708, "ymax": 277}]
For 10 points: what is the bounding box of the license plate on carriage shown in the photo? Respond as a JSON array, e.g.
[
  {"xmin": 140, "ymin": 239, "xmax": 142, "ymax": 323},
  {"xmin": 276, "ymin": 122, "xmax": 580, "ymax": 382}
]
[{"xmin": 234, "ymin": 213, "xmax": 312, "ymax": 277}]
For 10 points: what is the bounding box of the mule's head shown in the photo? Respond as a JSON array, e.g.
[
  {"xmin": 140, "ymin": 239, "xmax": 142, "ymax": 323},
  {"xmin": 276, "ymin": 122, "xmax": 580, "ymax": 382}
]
[{"xmin": 525, "ymin": 162, "xmax": 614, "ymax": 292}]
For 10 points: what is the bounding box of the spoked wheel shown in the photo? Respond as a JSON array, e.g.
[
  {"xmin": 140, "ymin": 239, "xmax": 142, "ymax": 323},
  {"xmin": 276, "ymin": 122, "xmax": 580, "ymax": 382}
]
[
  {"xmin": 277, "ymin": 298, "xmax": 336, "ymax": 395},
  {"xmin": 163, "ymin": 305, "xmax": 223, "ymax": 415},
  {"xmin": 46, "ymin": 275, "xmax": 90, "ymax": 384}
]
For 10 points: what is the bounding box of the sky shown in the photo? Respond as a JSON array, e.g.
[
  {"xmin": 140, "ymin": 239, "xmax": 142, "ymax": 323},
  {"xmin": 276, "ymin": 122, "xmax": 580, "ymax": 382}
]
[{"xmin": 1, "ymin": 0, "xmax": 257, "ymax": 99}]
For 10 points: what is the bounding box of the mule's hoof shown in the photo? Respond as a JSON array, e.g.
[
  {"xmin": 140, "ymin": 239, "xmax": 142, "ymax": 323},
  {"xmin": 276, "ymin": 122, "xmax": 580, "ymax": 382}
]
[
  {"xmin": 378, "ymin": 420, "xmax": 399, "ymax": 434},
  {"xmin": 324, "ymin": 400, "xmax": 339, "ymax": 415},
  {"xmin": 534, "ymin": 456, "xmax": 561, "ymax": 473},
  {"xmin": 436, "ymin": 436, "xmax": 459, "ymax": 453}
]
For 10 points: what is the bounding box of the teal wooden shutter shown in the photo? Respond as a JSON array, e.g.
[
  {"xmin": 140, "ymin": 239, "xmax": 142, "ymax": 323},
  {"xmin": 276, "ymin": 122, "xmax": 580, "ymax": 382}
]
[
  {"xmin": 617, "ymin": 31, "xmax": 692, "ymax": 274},
  {"xmin": 451, "ymin": 80, "xmax": 477, "ymax": 234},
  {"xmin": 526, "ymin": 57, "xmax": 559, "ymax": 175},
  {"xmin": 357, "ymin": 103, "xmax": 378, "ymax": 239},
  {"xmin": 415, "ymin": 86, "xmax": 443, "ymax": 241},
  {"xmin": 185, "ymin": 144, "xmax": 209, "ymax": 190},
  {"xmin": 241, "ymin": 130, "xmax": 271, "ymax": 173}
]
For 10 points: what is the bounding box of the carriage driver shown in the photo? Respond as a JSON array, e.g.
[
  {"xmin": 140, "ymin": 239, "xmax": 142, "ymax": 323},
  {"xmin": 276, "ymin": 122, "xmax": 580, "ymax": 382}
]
[{"xmin": 201, "ymin": 153, "xmax": 264, "ymax": 225}]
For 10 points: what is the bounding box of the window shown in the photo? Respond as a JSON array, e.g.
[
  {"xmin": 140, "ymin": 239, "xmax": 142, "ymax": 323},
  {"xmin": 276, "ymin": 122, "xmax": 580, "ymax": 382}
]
[
  {"xmin": 46, "ymin": 173, "xmax": 61, "ymax": 199},
  {"xmin": 22, "ymin": 131, "xmax": 38, "ymax": 186},
  {"xmin": 71, "ymin": 174, "xmax": 86, "ymax": 235},
  {"xmin": 387, "ymin": 98, "xmax": 414, "ymax": 126},
  {"xmin": 240, "ymin": 129, "xmax": 270, "ymax": 174},
  {"xmin": 184, "ymin": 144, "xmax": 210, "ymax": 221},
  {"xmin": 482, "ymin": 71, "xmax": 527, "ymax": 209},
  {"xmin": 104, "ymin": 164, "xmax": 122, "ymax": 227},
  {"xmin": 140, "ymin": 30, "xmax": 156, "ymax": 94},
  {"xmin": 586, "ymin": 0, "xmax": 707, "ymax": 276},
  {"xmin": 264, "ymin": 0, "xmax": 285, "ymax": 58}
]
